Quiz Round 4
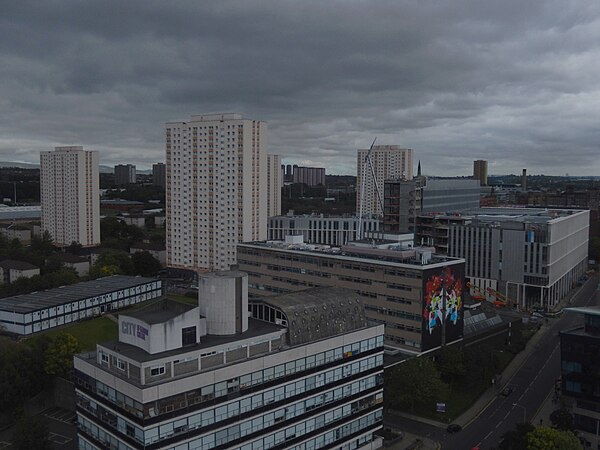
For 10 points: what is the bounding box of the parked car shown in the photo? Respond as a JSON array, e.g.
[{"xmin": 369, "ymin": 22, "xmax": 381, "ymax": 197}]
[
  {"xmin": 501, "ymin": 387, "xmax": 514, "ymax": 397},
  {"xmin": 447, "ymin": 423, "xmax": 462, "ymax": 433}
]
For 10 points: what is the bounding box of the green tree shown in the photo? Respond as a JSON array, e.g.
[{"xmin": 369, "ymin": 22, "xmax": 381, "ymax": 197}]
[
  {"xmin": 526, "ymin": 426, "xmax": 581, "ymax": 450},
  {"xmin": 436, "ymin": 345, "xmax": 466, "ymax": 386},
  {"xmin": 499, "ymin": 423, "xmax": 535, "ymax": 450},
  {"xmin": 44, "ymin": 333, "xmax": 82, "ymax": 378},
  {"xmin": 90, "ymin": 250, "xmax": 135, "ymax": 278},
  {"xmin": 385, "ymin": 357, "xmax": 448, "ymax": 412},
  {"xmin": 550, "ymin": 408, "xmax": 575, "ymax": 432},
  {"xmin": 30, "ymin": 231, "xmax": 54, "ymax": 257},
  {"xmin": 12, "ymin": 415, "xmax": 53, "ymax": 450},
  {"xmin": 132, "ymin": 250, "xmax": 162, "ymax": 277},
  {"xmin": 0, "ymin": 338, "xmax": 50, "ymax": 415}
]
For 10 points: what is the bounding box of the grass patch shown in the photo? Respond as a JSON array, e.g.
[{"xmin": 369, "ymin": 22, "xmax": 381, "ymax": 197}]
[
  {"xmin": 167, "ymin": 293, "xmax": 198, "ymax": 306},
  {"xmin": 29, "ymin": 317, "xmax": 118, "ymax": 352}
]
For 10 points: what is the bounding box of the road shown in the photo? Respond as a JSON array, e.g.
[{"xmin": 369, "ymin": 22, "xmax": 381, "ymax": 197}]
[{"xmin": 386, "ymin": 277, "xmax": 599, "ymax": 450}]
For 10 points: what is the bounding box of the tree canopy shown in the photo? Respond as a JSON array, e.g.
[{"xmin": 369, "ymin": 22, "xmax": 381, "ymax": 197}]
[
  {"xmin": 44, "ymin": 333, "xmax": 82, "ymax": 378},
  {"xmin": 526, "ymin": 426, "xmax": 581, "ymax": 450},
  {"xmin": 385, "ymin": 357, "xmax": 448, "ymax": 412}
]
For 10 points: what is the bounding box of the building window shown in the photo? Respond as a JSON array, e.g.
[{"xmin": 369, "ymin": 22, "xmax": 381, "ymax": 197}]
[
  {"xmin": 116, "ymin": 359, "xmax": 126, "ymax": 371},
  {"xmin": 150, "ymin": 366, "xmax": 165, "ymax": 377}
]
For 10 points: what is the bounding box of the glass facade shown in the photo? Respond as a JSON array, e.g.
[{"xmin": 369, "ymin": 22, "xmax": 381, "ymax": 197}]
[{"xmin": 76, "ymin": 335, "xmax": 384, "ymax": 450}]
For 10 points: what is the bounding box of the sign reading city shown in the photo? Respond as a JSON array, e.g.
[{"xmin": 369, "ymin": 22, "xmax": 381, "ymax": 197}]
[{"xmin": 122, "ymin": 321, "xmax": 149, "ymax": 340}]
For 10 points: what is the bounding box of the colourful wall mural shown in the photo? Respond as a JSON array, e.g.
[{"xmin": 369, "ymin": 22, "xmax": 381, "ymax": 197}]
[{"xmin": 421, "ymin": 264, "xmax": 464, "ymax": 351}]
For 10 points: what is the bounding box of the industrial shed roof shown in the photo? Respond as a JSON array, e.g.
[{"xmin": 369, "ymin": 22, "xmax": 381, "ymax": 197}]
[{"xmin": 0, "ymin": 275, "xmax": 159, "ymax": 314}]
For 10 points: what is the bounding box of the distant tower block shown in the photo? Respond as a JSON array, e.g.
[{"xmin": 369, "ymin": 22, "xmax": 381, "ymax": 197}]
[
  {"xmin": 198, "ymin": 271, "xmax": 248, "ymax": 335},
  {"xmin": 522, "ymin": 168, "xmax": 527, "ymax": 191},
  {"xmin": 473, "ymin": 160, "xmax": 488, "ymax": 186}
]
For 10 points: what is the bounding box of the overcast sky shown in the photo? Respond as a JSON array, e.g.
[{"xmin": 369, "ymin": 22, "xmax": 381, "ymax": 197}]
[{"xmin": 2, "ymin": 1, "xmax": 600, "ymax": 176}]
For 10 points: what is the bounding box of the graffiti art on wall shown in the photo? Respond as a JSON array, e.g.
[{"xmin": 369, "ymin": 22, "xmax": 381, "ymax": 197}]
[{"xmin": 422, "ymin": 267, "xmax": 463, "ymax": 335}]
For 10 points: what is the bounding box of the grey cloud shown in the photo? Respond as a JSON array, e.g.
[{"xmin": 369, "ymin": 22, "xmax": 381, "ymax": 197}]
[{"xmin": 1, "ymin": 0, "xmax": 600, "ymax": 174}]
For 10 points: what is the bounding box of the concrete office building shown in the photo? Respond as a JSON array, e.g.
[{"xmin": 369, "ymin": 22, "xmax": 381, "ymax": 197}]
[
  {"xmin": 152, "ymin": 163, "xmax": 166, "ymax": 189},
  {"xmin": 560, "ymin": 307, "xmax": 600, "ymax": 449},
  {"xmin": 74, "ymin": 271, "xmax": 385, "ymax": 450},
  {"xmin": 40, "ymin": 146, "xmax": 100, "ymax": 247},
  {"xmin": 238, "ymin": 237, "xmax": 465, "ymax": 353},
  {"xmin": 444, "ymin": 208, "xmax": 589, "ymax": 309},
  {"xmin": 166, "ymin": 113, "xmax": 267, "ymax": 272},
  {"xmin": 473, "ymin": 160, "xmax": 488, "ymax": 186},
  {"xmin": 0, "ymin": 275, "xmax": 161, "ymax": 335},
  {"xmin": 268, "ymin": 214, "xmax": 384, "ymax": 246},
  {"xmin": 267, "ymin": 154, "xmax": 283, "ymax": 217},
  {"xmin": 115, "ymin": 164, "xmax": 137, "ymax": 185},
  {"xmin": 383, "ymin": 178, "xmax": 480, "ymax": 233},
  {"xmin": 357, "ymin": 145, "xmax": 414, "ymax": 217},
  {"xmin": 292, "ymin": 165, "xmax": 326, "ymax": 187}
]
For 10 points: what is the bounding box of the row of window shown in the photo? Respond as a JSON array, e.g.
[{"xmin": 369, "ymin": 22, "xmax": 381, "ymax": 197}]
[
  {"xmin": 76, "ymin": 336, "xmax": 383, "ymax": 421},
  {"xmin": 79, "ymin": 369, "xmax": 381, "ymax": 447}
]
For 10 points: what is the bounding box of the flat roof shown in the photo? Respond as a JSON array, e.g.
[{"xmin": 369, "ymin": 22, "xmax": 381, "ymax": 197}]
[
  {"xmin": 122, "ymin": 299, "xmax": 197, "ymax": 324},
  {"xmin": 0, "ymin": 275, "xmax": 159, "ymax": 314},
  {"xmin": 100, "ymin": 318, "xmax": 284, "ymax": 364},
  {"xmin": 239, "ymin": 241, "xmax": 463, "ymax": 269}
]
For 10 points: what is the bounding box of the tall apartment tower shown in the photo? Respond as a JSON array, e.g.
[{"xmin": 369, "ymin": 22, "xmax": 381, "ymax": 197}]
[
  {"xmin": 152, "ymin": 162, "xmax": 166, "ymax": 188},
  {"xmin": 473, "ymin": 160, "xmax": 488, "ymax": 186},
  {"xmin": 113, "ymin": 164, "xmax": 136, "ymax": 185},
  {"xmin": 356, "ymin": 145, "xmax": 413, "ymax": 217},
  {"xmin": 166, "ymin": 114, "xmax": 267, "ymax": 271},
  {"xmin": 40, "ymin": 146, "xmax": 100, "ymax": 247},
  {"xmin": 267, "ymin": 154, "xmax": 282, "ymax": 217}
]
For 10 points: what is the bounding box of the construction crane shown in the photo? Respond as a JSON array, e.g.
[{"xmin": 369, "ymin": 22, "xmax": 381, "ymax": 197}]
[{"xmin": 357, "ymin": 138, "xmax": 383, "ymax": 240}]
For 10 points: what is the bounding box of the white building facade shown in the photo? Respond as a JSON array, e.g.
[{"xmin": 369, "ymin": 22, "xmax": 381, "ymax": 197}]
[
  {"xmin": 166, "ymin": 114, "xmax": 267, "ymax": 271},
  {"xmin": 267, "ymin": 154, "xmax": 282, "ymax": 218},
  {"xmin": 74, "ymin": 271, "xmax": 384, "ymax": 450},
  {"xmin": 448, "ymin": 208, "xmax": 589, "ymax": 309},
  {"xmin": 268, "ymin": 215, "xmax": 383, "ymax": 247},
  {"xmin": 0, "ymin": 275, "xmax": 161, "ymax": 335},
  {"xmin": 40, "ymin": 146, "xmax": 100, "ymax": 247},
  {"xmin": 357, "ymin": 145, "xmax": 413, "ymax": 217}
]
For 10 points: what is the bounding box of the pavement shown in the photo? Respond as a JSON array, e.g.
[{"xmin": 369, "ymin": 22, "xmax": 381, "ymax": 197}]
[{"xmin": 384, "ymin": 274, "xmax": 598, "ymax": 449}]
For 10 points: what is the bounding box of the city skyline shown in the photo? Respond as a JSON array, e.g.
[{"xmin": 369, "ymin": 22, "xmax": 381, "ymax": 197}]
[{"xmin": 2, "ymin": 1, "xmax": 600, "ymax": 176}]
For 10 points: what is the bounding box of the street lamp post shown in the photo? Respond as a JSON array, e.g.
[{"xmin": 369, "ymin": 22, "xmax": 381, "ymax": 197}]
[{"xmin": 513, "ymin": 403, "xmax": 527, "ymax": 423}]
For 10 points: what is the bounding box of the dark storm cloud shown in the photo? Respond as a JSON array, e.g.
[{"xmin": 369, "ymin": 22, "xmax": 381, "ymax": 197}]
[{"xmin": 1, "ymin": 0, "xmax": 600, "ymax": 175}]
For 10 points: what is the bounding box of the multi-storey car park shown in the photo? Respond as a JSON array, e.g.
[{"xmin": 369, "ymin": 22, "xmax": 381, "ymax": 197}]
[
  {"xmin": 74, "ymin": 271, "xmax": 385, "ymax": 450},
  {"xmin": 237, "ymin": 237, "xmax": 466, "ymax": 354},
  {"xmin": 0, "ymin": 275, "xmax": 162, "ymax": 335}
]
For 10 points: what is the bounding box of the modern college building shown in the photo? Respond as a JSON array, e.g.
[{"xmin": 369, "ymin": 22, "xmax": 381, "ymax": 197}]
[
  {"xmin": 0, "ymin": 275, "xmax": 162, "ymax": 335},
  {"xmin": 417, "ymin": 208, "xmax": 589, "ymax": 309},
  {"xmin": 237, "ymin": 237, "xmax": 465, "ymax": 354},
  {"xmin": 267, "ymin": 215, "xmax": 382, "ymax": 247},
  {"xmin": 74, "ymin": 271, "xmax": 385, "ymax": 450}
]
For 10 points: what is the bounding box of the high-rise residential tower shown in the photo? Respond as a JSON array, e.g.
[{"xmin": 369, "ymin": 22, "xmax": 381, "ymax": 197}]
[
  {"xmin": 152, "ymin": 162, "xmax": 166, "ymax": 188},
  {"xmin": 267, "ymin": 154, "xmax": 282, "ymax": 217},
  {"xmin": 40, "ymin": 146, "xmax": 100, "ymax": 247},
  {"xmin": 356, "ymin": 145, "xmax": 413, "ymax": 217},
  {"xmin": 166, "ymin": 113, "xmax": 267, "ymax": 271},
  {"xmin": 473, "ymin": 160, "xmax": 488, "ymax": 186},
  {"xmin": 114, "ymin": 164, "xmax": 136, "ymax": 185}
]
